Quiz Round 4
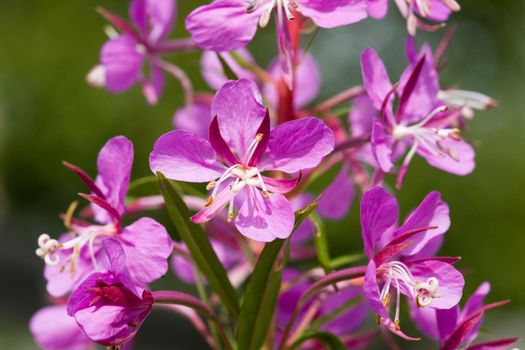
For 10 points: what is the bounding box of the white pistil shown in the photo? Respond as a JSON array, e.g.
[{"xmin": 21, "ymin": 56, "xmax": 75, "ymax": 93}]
[
  {"xmin": 204, "ymin": 135, "xmax": 271, "ymax": 220},
  {"xmin": 36, "ymin": 223, "xmax": 116, "ymax": 273},
  {"xmin": 86, "ymin": 65, "xmax": 106, "ymax": 88},
  {"xmin": 392, "ymin": 105, "xmax": 462, "ymax": 161},
  {"xmin": 438, "ymin": 89, "xmax": 496, "ymax": 120},
  {"xmin": 246, "ymin": 0, "xmax": 299, "ymax": 28},
  {"xmin": 378, "ymin": 261, "xmax": 441, "ymax": 327}
]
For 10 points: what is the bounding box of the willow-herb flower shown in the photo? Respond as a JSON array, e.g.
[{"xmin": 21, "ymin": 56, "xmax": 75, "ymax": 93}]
[
  {"xmin": 36, "ymin": 136, "xmax": 173, "ymax": 297},
  {"xmin": 410, "ymin": 282, "xmax": 519, "ymax": 350},
  {"xmin": 186, "ymin": 0, "xmax": 383, "ymax": 87},
  {"xmin": 360, "ymin": 187, "xmax": 464, "ymax": 339},
  {"xmin": 88, "ymin": 0, "xmax": 193, "ymax": 104},
  {"xmin": 150, "ymin": 79, "xmax": 334, "ymax": 242},
  {"xmin": 360, "ymin": 47, "xmax": 475, "ymax": 187},
  {"xmin": 67, "ymin": 238, "xmax": 153, "ymax": 347}
]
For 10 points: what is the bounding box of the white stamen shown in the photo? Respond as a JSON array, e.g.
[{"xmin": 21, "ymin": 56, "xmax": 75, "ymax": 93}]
[
  {"xmin": 246, "ymin": 0, "xmax": 300, "ymax": 28},
  {"xmin": 378, "ymin": 261, "xmax": 441, "ymax": 327},
  {"xmin": 438, "ymin": 89, "xmax": 496, "ymax": 116},
  {"xmin": 35, "ymin": 224, "xmax": 116, "ymax": 273}
]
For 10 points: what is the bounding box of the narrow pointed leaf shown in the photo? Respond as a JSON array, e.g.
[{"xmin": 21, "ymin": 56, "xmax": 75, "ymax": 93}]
[
  {"xmin": 156, "ymin": 172, "xmax": 240, "ymax": 319},
  {"xmin": 311, "ymin": 212, "xmax": 333, "ymax": 275}
]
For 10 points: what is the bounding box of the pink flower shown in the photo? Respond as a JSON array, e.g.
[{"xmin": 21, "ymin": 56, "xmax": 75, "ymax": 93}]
[
  {"xmin": 150, "ymin": 79, "xmax": 334, "ymax": 241},
  {"xmin": 36, "ymin": 136, "xmax": 173, "ymax": 297}
]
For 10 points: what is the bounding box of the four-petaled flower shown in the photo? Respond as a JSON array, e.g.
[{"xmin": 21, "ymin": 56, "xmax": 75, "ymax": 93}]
[
  {"xmin": 150, "ymin": 79, "xmax": 334, "ymax": 242},
  {"xmin": 88, "ymin": 0, "xmax": 192, "ymax": 104},
  {"xmin": 360, "ymin": 187, "xmax": 464, "ymax": 339},
  {"xmin": 360, "ymin": 47, "xmax": 475, "ymax": 187},
  {"xmin": 36, "ymin": 136, "xmax": 173, "ymax": 297}
]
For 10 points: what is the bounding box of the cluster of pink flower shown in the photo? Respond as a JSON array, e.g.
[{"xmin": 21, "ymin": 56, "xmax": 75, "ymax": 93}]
[{"xmin": 31, "ymin": 1, "xmax": 518, "ymax": 349}]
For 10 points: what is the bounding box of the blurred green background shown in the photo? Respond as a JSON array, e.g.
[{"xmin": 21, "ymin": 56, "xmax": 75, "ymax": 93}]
[{"xmin": 0, "ymin": 0, "xmax": 523, "ymax": 349}]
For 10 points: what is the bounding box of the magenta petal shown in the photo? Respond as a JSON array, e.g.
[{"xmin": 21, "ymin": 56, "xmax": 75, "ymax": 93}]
[
  {"xmin": 264, "ymin": 52, "xmax": 321, "ymax": 110},
  {"xmin": 74, "ymin": 303, "xmax": 151, "ymax": 346},
  {"xmin": 260, "ymin": 117, "xmax": 335, "ymax": 173},
  {"xmin": 466, "ymin": 338, "xmax": 520, "ymax": 350},
  {"xmin": 186, "ymin": 0, "xmax": 259, "ymax": 51},
  {"xmin": 263, "ymin": 175, "xmax": 300, "ymax": 194},
  {"xmin": 235, "ymin": 190, "xmax": 294, "ymax": 242},
  {"xmin": 201, "ymin": 49, "xmax": 257, "ymax": 90},
  {"xmin": 209, "ymin": 116, "xmax": 240, "ymax": 166},
  {"xmin": 349, "ymin": 95, "xmax": 376, "ymax": 137},
  {"xmin": 30, "ymin": 305, "xmax": 92, "ymax": 350},
  {"xmin": 299, "ymin": 0, "xmax": 369, "ymax": 28},
  {"xmin": 317, "ymin": 167, "xmax": 354, "ymax": 220},
  {"xmin": 360, "ymin": 187, "xmax": 399, "ymax": 258},
  {"xmin": 150, "ymin": 130, "xmax": 226, "ymax": 182},
  {"xmin": 119, "ymin": 217, "xmax": 174, "ymax": 286},
  {"xmin": 248, "ymin": 110, "xmax": 271, "ymax": 166},
  {"xmin": 406, "ymin": 259, "xmax": 464, "ymax": 309},
  {"xmin": 212, "ymin": 79, "xmax": 267, "ymax": 159},
  {"xmin": 320, "ymin": 287, "xmax": 368, "ymax": 335},
  {"xmin": 147, "ymin": 0, "xmax": 175, "ymax": 42},
  {"xmin": 101, "ymin": 35, "xmax": 144, "ymax": 93},
  {"xmin": 393, "ymin": 191, "xmax": 450, "ymax": 257},
  {"xmin": 371, "ymin": 119, "xmax": 395, "ymax": 172},
  {"xmin": 94, "ymin": 136, "xmax": 133, "ymax": 223},
  {"xmin": 417, "ymin": 138, "xmax": 475, "ymax": 176},
  {"xmin": 367, "ymin": 0, "xmax": 389, "ymax": 19},
  {"xmin": 409, "ymin": 304, "xmax": 440, "ymax": 340},
  {"xmin": 173, "ymin": 99, "xmax": 212, "ymax": 138},
  {"xmin": 360, "ymin": 48, "xmax": 393, "ymax": 110},
  {"xmin": 418, "ymin": 0, "xmax": 453, "ymax": 22},
  {"xmin": 459, "ymin": 282, "xmax": 491, "ymax": 344},
  {"xmin": 141, "ymin": 60, "xmax": 165, "ymax": 105},
  {"xmin": 191, "ymin": 186, "xmax": 235, "ymax": 224}
]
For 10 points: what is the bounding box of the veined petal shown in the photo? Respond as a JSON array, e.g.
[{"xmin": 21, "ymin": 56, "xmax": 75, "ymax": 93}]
[
  {"xmin": 406, "ymin": 259, "xmax": 464, "ymax": 309},
  {"xmin": 299, "ymin": 0, "xmax": 369, "ymax": 28},
  {"xmin": 173, "ymin": 98, "xmax": 212, "ymax": 138},
  {"xmin": 149, "ymin": 130, "xmax": 226, "ymax": 182},
  {"xmin": 130, "ymin": 0, "xmax": 175, "ymax": 42},
  {"xmin": 260, "ymin": 117, "xmax": 335, "ymax": 173},
  {"xmin": 191, "ymin": 186, "xmax": 235, "ymax": 224},
  {"xmin": 392, "ymin": 191, "xmax": 450, "ymax": 257},
  {"xmin": 118, "ymin": 218, "xmax": 174, "ymax": 286},
  {"xmin": 360, "ymin": 187, "xmax": 399, "ymax": 258},
  {"xmin": 409, "ymin": 304, "xmax": 441, "ymax": 340},
  {"xmin": 235, "ymin": 190, "xmax": 294, "ymax": 242},
  {"xmin": 30, "ymin": 305, "xmax": 92, "ymax": 350},
  {"xmin": 212, "ymin": 79, "xmax": 267, "ymax": 159},
  {"xmin": 262, "ymin": 175, "xmax": 301, "ymax": 194},
  {"xmin": 317, "ymin": 167, "xmax": 354, "ymax": 220},
  {"xmin": 349, "ymin": 95, "xmax": 376, "ymax": 137},
  {"xmin": 371, "ymin": 119, "xmax": 395, "ymax": 172},
  {"xmin": 186, "ymin": 0, "xmax": 259, "ymax": 51},
  {"xmin": 360, "ymin": 48, "xmax": 393, "ymax": 110},
  {"xmin": 201, "ymin": 49, "xmax": 257, "ymax": 90},
  {"xmin": 94, "ymin": 136, "xmax": 133, "ymax": 223},
  {"xmin": 417, "ymin": 138, "xmax": 475, "ymax": 176},
  {"xmin": 101, "ymin": 35, "xmax": 144, "ymax": 93},
  {"xmin": 264, "ymin": 52, "xmax": 321, "ymax": 110},
  {"xmin": 367, "ymin": 0, "xmax": 389, "ymax": 19}
]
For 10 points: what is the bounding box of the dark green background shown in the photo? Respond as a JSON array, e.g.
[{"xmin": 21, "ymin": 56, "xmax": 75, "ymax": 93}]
[{"xmin": 0, "ymin": 1, "xmax": 523, "ymax": 348}]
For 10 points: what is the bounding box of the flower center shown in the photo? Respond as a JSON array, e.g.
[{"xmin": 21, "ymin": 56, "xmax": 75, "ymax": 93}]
[
  {"xmin": 379, "ymin": 261, "xmax": 440, "ymax": 328},
  {"xmin": 246, "ymin": 0, "xmax": 299, "ymax": 28},
  {"xmin": 36, "ymin": 223, "xmax": 117, "ymax": 274},
  {"xmin": 392, "ymin": 105, "xmax": 461, "ymax": 161},
  {"xmin": 205, "ymin": 134, "xmax": 269, "ymax": 221}
]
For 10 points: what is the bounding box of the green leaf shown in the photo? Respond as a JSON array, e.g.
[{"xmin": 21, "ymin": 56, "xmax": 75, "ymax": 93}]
[
  {"xmin": 237, "ymin": 200, "xmax": 319, "ymax": 350},
  {"xmin": 290, "ymin": 332, "xmax": 346, "ymax": 350},
  {"xmin": 310, "ymin": 212, "xmax": 333, "ymax": 275},
  {"xmin": 237, "ymin": 239, "xmax": 285, "ymax": 350},
  {"xmin": 156, "ymin": 172, "xmax": 240, "ymax": 319}
]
